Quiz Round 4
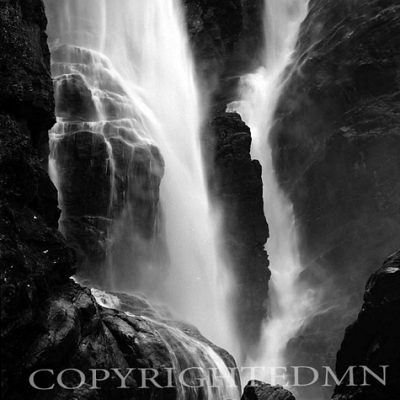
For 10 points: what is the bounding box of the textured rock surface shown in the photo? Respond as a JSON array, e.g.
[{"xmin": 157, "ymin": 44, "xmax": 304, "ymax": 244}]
[
  {"xmin": 270, "ymin": 0, "xmax": 400, "ymax": 395},
  {"xmin": 242, "ymin": 380, "xmax": 295, "ymax": 400},
  {"xmin": 332, "ymin": 250, "xmax": 400, "ymax": 400},
  {"xmin": 4, "ymin": 281, "xmax": 239, "ymax": 400},
  {"xmin": 48, "ymin": 41, "xmax": 165, "ymax": 285},
  {"xmin": 0, "ymin": 0, "xmax": 75, "ymax": 395},
  {"xmin": 0, "ymin": 0, "xmax": 54, "ymax": 153},
  {"xmin": 208, "ymin": 112, "xmax": 269, "ymax": 355}
]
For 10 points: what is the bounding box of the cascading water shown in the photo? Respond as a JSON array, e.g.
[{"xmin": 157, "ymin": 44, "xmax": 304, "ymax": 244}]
[
  {"xmin": 91, "ymin": 289, "xmax": 240, "ymax": 400},
  {"xmin": 228, "ymin": 0, "xmax": 318, "ymax": 384},
  {"xmin": 136, "ymin": 318, "xmax": 240, "ymax": 400},
  {"xmin": 45, "ymin": 0, "xmax": 236, "ymax": 380}
]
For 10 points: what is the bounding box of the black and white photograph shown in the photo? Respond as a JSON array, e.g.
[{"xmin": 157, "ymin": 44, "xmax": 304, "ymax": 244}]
[{"xmin": 1, "ymin": 1, "xmax": 399, "ymax": 400}]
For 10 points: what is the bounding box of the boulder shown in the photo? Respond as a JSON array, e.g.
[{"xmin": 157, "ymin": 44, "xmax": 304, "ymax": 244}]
[
  {"xmin": 54, "ymin": 74, "xmax": 98, "ymax": 122},
  {"xmin": 242, "ymin": 380, "xmax": 295, "ymax": 400},
  {"xmin": 4, "ymin": 281, "xmax": 239, "ymax": 400}
]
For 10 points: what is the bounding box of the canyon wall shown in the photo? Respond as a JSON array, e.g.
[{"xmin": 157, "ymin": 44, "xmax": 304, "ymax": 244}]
[{"xmin": 269, "ymin": 0, "xmax": 400, "ymax": 392}]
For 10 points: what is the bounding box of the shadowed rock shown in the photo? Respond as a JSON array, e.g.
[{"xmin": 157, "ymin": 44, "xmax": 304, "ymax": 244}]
[
  {"xmin": 207, "ymin": 111, "xmax": 270, "ymax": 358},
  {"xmin": 269, "ymin": 2, "xmax": 400, "ymax": 398},
  {"xmin": 332, "ymin": 250, "xmax": 400, "ymax": 400},
  {"xmin": 242, "ymin": 380, "xmax": 295, "ymax": 400}
]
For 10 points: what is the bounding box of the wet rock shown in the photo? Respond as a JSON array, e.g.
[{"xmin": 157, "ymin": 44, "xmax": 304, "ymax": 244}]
[
  {"xmin": 49, "ymin": 40, "xmax": 166, "ymax": 284},
  {"xmin": 55, "ymin": 74, "xmax": 98, "ymax": 121},
  {"xmin": 4, "ymin": 281, "xmax": 239, "ymax": 400},
  {"xmin": 242, "ymin": 380, "xmax": 295, "ymax": 400},
  {"xmin": 52, "ymin": 128, "xmax": 165, "ymax": 285},
  {"xmin": 55, "ymin": 131, "xmax": 112, "ymax": 217}
]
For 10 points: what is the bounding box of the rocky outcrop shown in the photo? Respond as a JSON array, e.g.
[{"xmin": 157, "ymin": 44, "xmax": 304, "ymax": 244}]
[
  {"xmin": 270, "ymin": 0, "xmax": 400, "ymax": 394},
  {"xmin": 241, "ymin": 380, "xmax": 295, "ymax": 400},
  {"xmin": 4, "ymin": 281, "xmax": 239, "ymax": 400},
  {"xmin": 48, "ymin": 42, "xmax": 165, "ymax": 286},
  {"xmin": 332, "ymin": 250, "xmax": 400, "ymax": 400},
  {"xmin": 208, "ymin": 112, "xmax": 269, "ymax": 356}
]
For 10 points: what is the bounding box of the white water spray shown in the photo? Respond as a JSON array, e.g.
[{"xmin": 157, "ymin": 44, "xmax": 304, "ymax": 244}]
[
  {"xmin": 45, "ymin": 0, "xmax": 235, "ymax": 352},
  {"xmin": 228, "ymin": 0, "xmax": 317, "ymax": 382}
]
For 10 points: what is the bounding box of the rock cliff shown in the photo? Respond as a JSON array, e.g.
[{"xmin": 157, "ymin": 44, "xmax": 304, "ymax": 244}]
[{"xmin": 270, "ymin": 0, "xmax": 400, "ymax": 394}]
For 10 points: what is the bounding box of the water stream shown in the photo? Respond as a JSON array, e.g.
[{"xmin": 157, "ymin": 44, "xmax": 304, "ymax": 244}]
[
  {"xmin": 44, "ymin": 0, "xmax": 320, "ymax": 395},
  {"xmin": 228, "ymin": 0, "xmax": 318, "ymax": 384},
  {"xmin": 45, "ymin": 0, "xmax": 236, "ymax": 381}
]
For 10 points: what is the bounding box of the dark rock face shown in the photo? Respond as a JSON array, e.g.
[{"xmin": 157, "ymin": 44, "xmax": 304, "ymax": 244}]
[
  {"xmin": 332, "ymin": 250, "xmax": 400, "ymax": 400},
  {"xmin": 54, "ymin": 74, "xmax": 97, "ymax": 121},
  {"xmin": 208, "ymin": 112, "xmax": 269, "ymax": 356},
  {"xmin": 270, "ymin": 0, "xmax": 400, "ymax": 392},
  {"xmin": 0, "ymin": 0, "xmax": 75, "ymax": 394},
  {"xmin": 0, "ymin": 0, "xmax": 54, "ymax": 153},
  {"xmin": 242, "ymin": 380, "xmax": 295, "ymax": 400}
]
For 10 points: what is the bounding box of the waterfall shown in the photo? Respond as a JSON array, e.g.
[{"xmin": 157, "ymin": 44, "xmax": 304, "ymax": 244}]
[
  {"xmin": 228, "ymin": 0, "xmax": 318, "ymax": 383},
  {"xmin": 45, "ymin": 0, "xmax": 235, "ymax": 357}
]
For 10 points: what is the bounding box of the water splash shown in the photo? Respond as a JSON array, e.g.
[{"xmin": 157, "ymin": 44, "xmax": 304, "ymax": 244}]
[
  {"xmin": 228, "ymin": 0, "xmax": 318, "ymax": 383},
  {"xmin": 45, "ymin": 0, "xmax": 235, "ymax": 352}
]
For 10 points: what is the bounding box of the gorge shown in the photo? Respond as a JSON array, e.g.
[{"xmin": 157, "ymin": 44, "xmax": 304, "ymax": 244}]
[{"xmin": 1, "ymin": 1, "xmax": 399, "ymax": 400}]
